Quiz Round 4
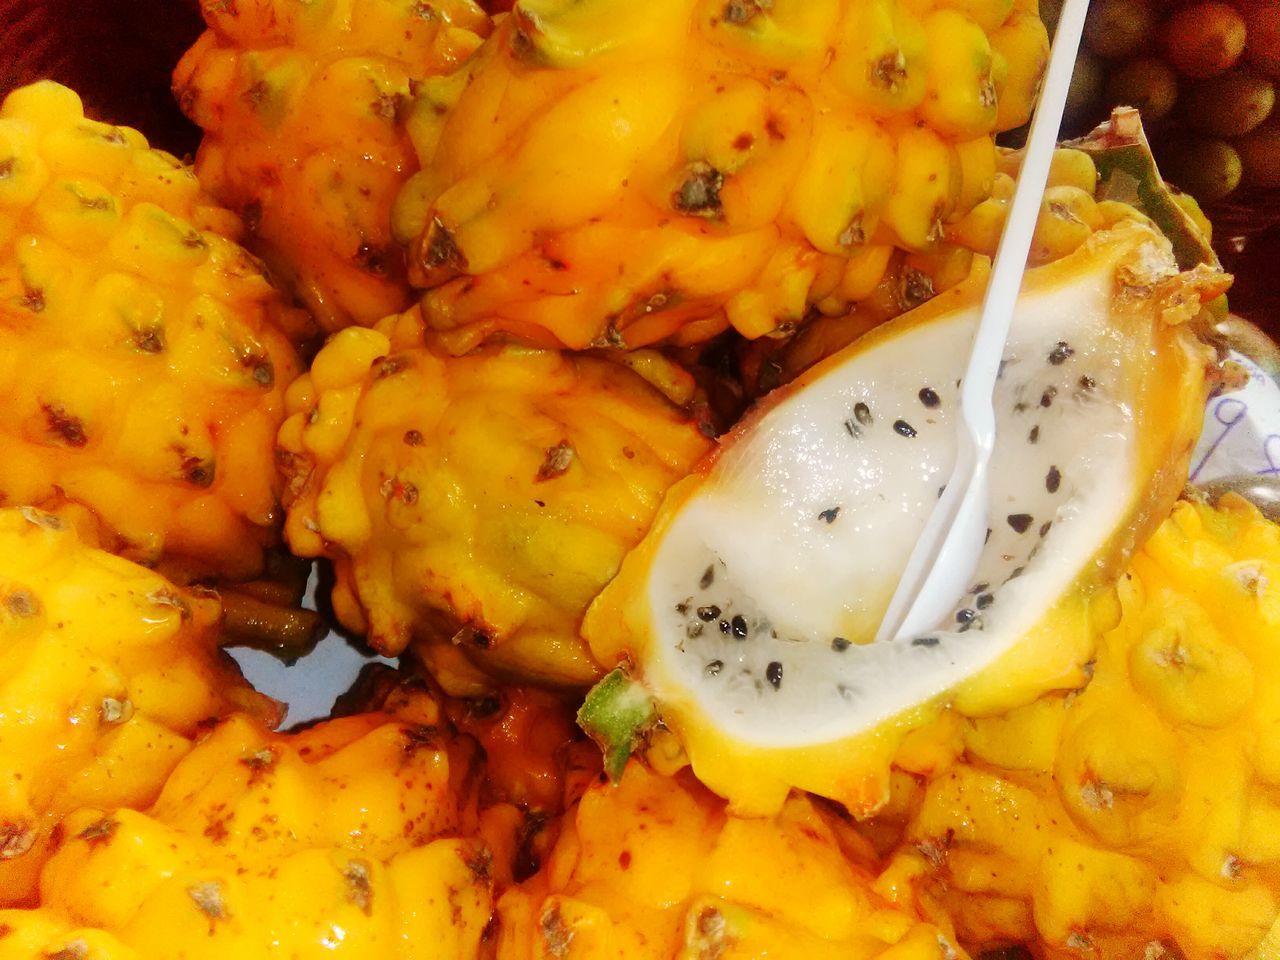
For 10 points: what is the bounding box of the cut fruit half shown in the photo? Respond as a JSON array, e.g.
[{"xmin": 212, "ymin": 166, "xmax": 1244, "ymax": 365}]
[{"xmin": 582, "ymin": 219, "xmax": 1224, "ymax": 816}]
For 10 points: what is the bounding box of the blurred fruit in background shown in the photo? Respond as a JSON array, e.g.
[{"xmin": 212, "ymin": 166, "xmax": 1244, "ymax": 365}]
[
  {"xmin": 1037, "ymin": 0, "xmax": 1280, "ymax": 330},
  {"xmin": 1049, "ymin": 0, "xmax": 1280, "ymax": 213}
]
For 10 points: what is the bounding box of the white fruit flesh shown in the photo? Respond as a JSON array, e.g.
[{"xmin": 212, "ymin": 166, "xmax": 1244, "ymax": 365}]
[
  {"xmin": 651, "ymin": 281, "xmax": 1130, "ymax": 746},
  {"xmin": 585, "ymin": 220, "xmax": 1217, "ymax": 813}
]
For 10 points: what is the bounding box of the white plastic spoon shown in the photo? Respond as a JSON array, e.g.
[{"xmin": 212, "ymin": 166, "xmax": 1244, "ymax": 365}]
[{"xmin": 874, "ymin": 0, "xmax": 1092, "ymax": 644}]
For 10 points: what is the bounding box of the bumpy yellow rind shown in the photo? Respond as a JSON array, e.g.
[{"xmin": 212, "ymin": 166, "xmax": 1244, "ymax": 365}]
[
  {"xmin": 496, "ymin": 761, "xmax": 966, "ymax": 960},
  {"xmin": 0, "ymin": 81, "xmax": 303, "ymax": 581},
  {"xmin": 0, "ymin": 688, "xmax": 498, "ymax": 959},
  {"xmin": 890, "ymin": 496, "xmax": 1280, "ymax": 959},
  {"xmin": 396, "ymin": 0, "xmax": 1048, "ymax": 353},
  {"xmin": 174, "ymin": 0, "xmax": 491, "ymax": 332},
  {"xmin": 277, "ymin": 307, "xmax": 712, "ymax": 692},
  {"xmin": 0, "ymin": 507, "xmax": 272, "ymax": 907}
]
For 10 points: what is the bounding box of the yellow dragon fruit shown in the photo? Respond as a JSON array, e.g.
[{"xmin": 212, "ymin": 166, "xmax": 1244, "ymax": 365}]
[
  {"xmin": 881, "ymin": 496, "xmax": 1280, "ymax": 960},
  {"xmin": 0, "ymin": 81, "xmax": 303, "ymax": 581},
  {"xmin": 277, "ymin": 307, "xmax": 711, "ymax": 693},
  {"xmin": 174, "ymin": 0, "xmax": 491, "ymax": 332},
  {"xmin": 394, "ymin": 0, "xmax": 1049, "ymax": 354},
  {"xmin": 0, "ymin": 686, "xmax": 501, "ymax": 959},
  {"xmin": 496, "ymin": 760, "xmax": 966, "ymax": 960},
  {"xmin": 0, "ymin": 507, "xmax": 272, "ymax": 907},
  {"xmin": 745, "ymin": 108, "xmax": 1221, "ymax": 397}
]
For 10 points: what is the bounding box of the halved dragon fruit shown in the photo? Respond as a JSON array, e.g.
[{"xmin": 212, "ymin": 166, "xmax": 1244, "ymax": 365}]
[{"xmin": 580, "ymin": 219, "xmax": 1225, "ymax": 817}]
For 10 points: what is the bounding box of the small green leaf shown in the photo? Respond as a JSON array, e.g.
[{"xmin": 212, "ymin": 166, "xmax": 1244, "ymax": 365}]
[
  {"xmin": 1067, "ymin": 106, "xmax": 1218, "ymax": 273},
  {"xmin": 576, "ymin": 666, "xmax": 656, "ymax": 781}
]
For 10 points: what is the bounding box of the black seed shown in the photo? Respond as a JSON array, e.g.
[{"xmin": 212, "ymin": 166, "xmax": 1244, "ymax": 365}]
[
  {"xmin": 918, "ymin": 386, "xmax": 941, "ymax": 408},
  {"xmin": 1040, "ymin": 386, "xmax": 1057, "ymax": 408},
  {"xmin": 719, "ymin": 619, "xmax": 731, "ymax": 634},
  {"xmin": 1039, "ymin": 521, "xmax": 1053, "ymax": 538},
  {"xmin": 843, "ymin": 419, "xmax": 860, "ymax": 438},
  {"xmin": 403, "ymin": 429, "xmax": 424, "ymax": 446},
  {"xmin": 970, "ymin": 581, "xmax": 990, "ymax": 593},
  {"xmin": 893, "ymin": 419, "xmax": 917, "ymax": 438},
  {"xmin": 1007, "ymin": 513, "xmax": 1033, "ymax": 534},
  {"xmin": 956, "ymin": 608, "xmax": 976, "ymax": 624},
  {"xmin": 831, "ymin": 636, "xmax": 850, "ymax": 652},
  {"xmin": 699, "ymin": 565, "xmax": 715, "ymax": 589},
  {"xmin": 1028, "ymin": 425, "xmax": 1040, "ymax": 444},
  {"xmin": 1079, "ymin": 375, "xmax": 1096, "ymax": 391},
  {"xmin": 976, "ymin": 593, "xmax": 994, "ymax": 609},
  {"xmin": 765, "ymin": 661, "xmax": 783, "ymax": 689},
  {"xmin": 937, "ymin": 486, "xmax": 946, "ymax": 499},
  {"xmin": 1046, "ymin": 465, "xmax": 1061, "ymax": 493},
  {"xmin": 696, "ymin": 605, "xmax": 721, "ymax": 622},
  {"xmin": 471, "ymin": 630, "xmax": 491, "ymax": 649},
  {"xmin": 704, "ymin": 660, "xmax": 723, "ymax": 677},
  {"xmin": 1048, "ymin": 341, "xmax": 1074, "ymax": 365},
  {"xmin": 818, "ymin": 507, "xmax": 840, "ymax": 524},
  {"xmin": 984, "ymin": 527, "xmax": 992, "ymax": 544},
  {"xmin": 730, "ymin": 615, "xmax": 748, "ymax": 639},
  {"xmin": 912, "ymin": 636, "xmax": 940, "ymax": 647},
  {"xmin": 854, "ymin": 402, "xmax": 872, "ymax": 426}
]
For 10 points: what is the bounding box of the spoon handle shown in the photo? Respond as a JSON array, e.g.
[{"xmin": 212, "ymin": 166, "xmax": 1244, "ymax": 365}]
[{"xmin": 874, "ymin": 0, "xmax": 1091, "ymax": 644}]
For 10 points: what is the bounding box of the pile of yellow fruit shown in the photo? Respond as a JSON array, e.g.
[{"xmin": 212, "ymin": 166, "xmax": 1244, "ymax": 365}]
[
  {"xmin": 0, "ymin": 1, "xmax": 1277, "ymax": 958},
  {"xmin": 1060, "ymin": 0, "xmax": 1280, "ymax": 201}
]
